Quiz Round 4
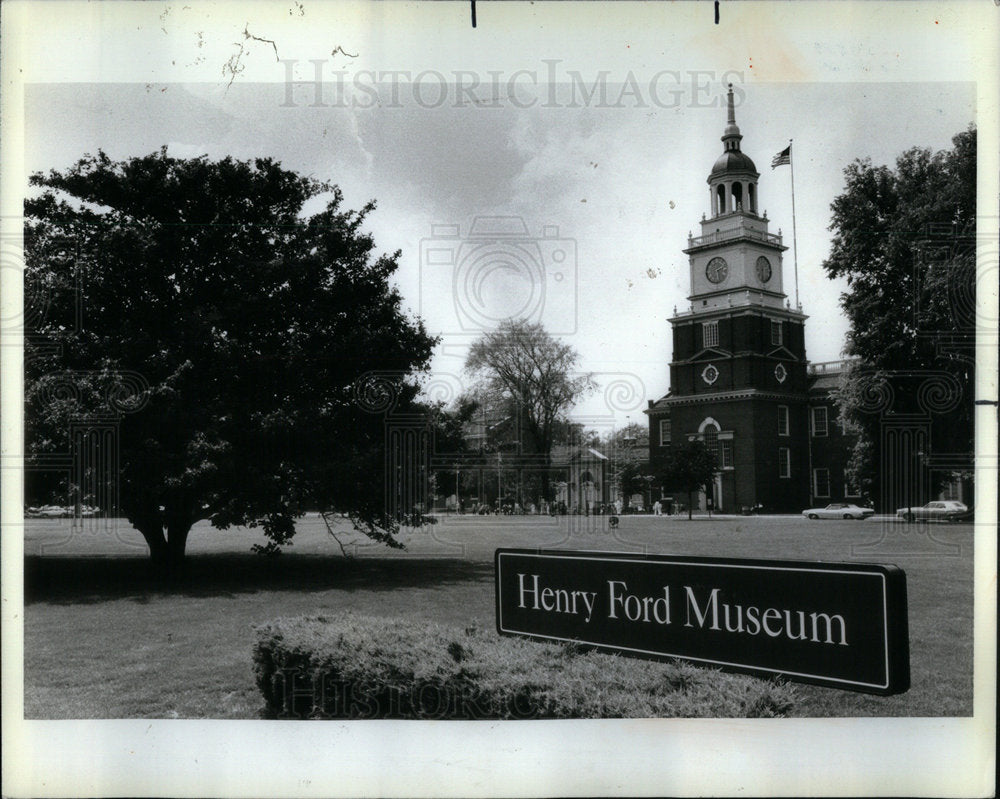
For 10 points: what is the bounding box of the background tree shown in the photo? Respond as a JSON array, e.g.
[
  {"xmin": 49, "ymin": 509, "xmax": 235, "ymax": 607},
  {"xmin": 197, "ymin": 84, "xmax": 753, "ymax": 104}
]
[
  {"xmin": 464, "ymin": 319, "xmax": 594, "ymax": 502},
  {"xmin": 25, "ymin": 149, "xmax": 436, "ymax": 573},
  {"xmin": 657, "ymin": 439, "xmax": 717, "ymax": 520},
  {"xmin": 823, "ymin": 127, "xmax": 976, "ymax": 506},
  {"xmin": 605, "ymin": 423, "xmax": 650, "ymax": 506},
  {"xmin": 551, "ymin": 419, "xmax": 600, "ymax": 449},
  {"xmin": 421, "ymin": 399, "xmax": 475, "ymax": 507}
]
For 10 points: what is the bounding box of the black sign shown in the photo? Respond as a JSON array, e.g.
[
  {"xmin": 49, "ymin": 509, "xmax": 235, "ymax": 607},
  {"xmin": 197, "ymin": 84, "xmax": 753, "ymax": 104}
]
[{"xmin": 495, "ymin": 549, "xmax": 909, "ymax": 695}]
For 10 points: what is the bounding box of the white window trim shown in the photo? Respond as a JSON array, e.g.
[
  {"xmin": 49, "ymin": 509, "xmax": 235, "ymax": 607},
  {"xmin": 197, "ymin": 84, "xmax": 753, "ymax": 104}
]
[
  {"xmin": 720, "ymin": 440, "xmax": 734, "ymax": 470},
  {"xmin": 778, "ymin": 447, "xmax": 791, "ymax": 479},
  {"xmin": 778, "ymin": 405, "xmax": 789, "ymax": 437},
  {"xmin": 771, "ymin": 320, "xmax": 783, "ymax": 346},
  {"xmin": 659, "ymin": 419, "xmax": 671, "ymax": 447},
  {"xmin": 813, "ymin": 468, "xmax": 831, "ymax": 498},
  {"xmin": 812, "ymin": 406, "xmax": 829, "ymax": 437},
  {"xmin": 703, "ymin": 321, "xmax": 719, "ymax": 348}
]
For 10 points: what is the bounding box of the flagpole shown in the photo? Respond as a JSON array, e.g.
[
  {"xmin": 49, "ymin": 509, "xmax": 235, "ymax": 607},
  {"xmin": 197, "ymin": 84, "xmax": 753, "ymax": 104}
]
[{"xmin": 789, "ymin": 139, "xmax": 799, "ymax": 310}]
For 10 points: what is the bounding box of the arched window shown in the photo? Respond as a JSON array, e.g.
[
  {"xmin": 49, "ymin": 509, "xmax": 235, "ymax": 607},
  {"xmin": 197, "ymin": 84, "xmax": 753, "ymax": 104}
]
[
  {"xmin": 698, "ymin": 418, "xmax": 721, "ymax": 465},
  {"xmin": 716, "ymin": 184, "xmax": 726, "ymax": 216},
  {"xmin": 703, "ymin": 428, "xmax": 719, "ymax": 462},
  {"xmin": 732, "ymin": 183, "xmax": 743, "ymax": 212},
  {"xmin": 748, "ymin": 183, "xmax": 756, "ymax": 213}
]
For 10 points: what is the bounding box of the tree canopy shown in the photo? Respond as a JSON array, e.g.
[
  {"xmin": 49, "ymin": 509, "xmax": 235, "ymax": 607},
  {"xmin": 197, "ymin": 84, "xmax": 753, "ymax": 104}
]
[
  {"xmin": 463, "ymin": 318, "xmax": 594, "ymax": 500},
  {"xmin": 823, "ymin": 127, "xmax": 976, "ymax": 503},
  {"xmin": 25, "ymin": 149, "xmax": 437, "ymax": 571},
  {"xmin": 657, "ymin": 439, "xmax": 717, "ymax": 520}
]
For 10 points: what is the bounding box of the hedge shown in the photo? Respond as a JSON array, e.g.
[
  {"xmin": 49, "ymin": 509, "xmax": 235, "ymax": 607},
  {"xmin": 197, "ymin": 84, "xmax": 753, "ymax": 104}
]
[{"xmin": 252, "ymin": 614, "xmax": 797, "ymax": 719}]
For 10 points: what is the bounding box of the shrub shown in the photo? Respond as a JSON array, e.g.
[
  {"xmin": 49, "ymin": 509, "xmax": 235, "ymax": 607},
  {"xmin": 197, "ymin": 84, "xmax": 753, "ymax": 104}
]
[{"xmin": 252, "ymin": 614, "xmax": 797, "ymax": 719}]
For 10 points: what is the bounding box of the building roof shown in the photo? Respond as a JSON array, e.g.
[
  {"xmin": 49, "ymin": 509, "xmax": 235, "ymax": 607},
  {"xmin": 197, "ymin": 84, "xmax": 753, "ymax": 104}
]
[
  {"xmin": 710, "ymin": 150, "xmax": 758, "ymax": 177},
  {"xmin": 707, "ymin": 84, "xmax": 760, "ymax": 180},
  {"xmin": 807, "ymin": 359, "xmax": 856, "ymax": 394},
  {"xmin": 550, "ymin": 445, "xmax": 610, "ymax": 466},
  {"xmin": 809, "ymin": 374, "xmax": 842, "ymax": 392},
  {"xmin": 646, "ymin": 394, "xmax": 672, "ymax": 413}
]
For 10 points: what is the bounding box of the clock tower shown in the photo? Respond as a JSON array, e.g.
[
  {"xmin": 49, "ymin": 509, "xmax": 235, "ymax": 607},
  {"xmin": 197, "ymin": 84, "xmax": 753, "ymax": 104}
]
[
  {"xmin": 646, "ymin": 85, "xmax": 811, "ymax": 513},
  {"xmin": 686, "ymin": 84, "xmax": 790, "ymax": 311}
]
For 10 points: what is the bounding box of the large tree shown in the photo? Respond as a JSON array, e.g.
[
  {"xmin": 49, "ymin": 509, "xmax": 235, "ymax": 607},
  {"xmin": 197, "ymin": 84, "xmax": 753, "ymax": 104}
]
[
  {"xmin": 25, "ymin": 149, "xmax": 436, "ymax": 572},
  {"xmin": 823, "ymin": 127, "xmax": 976, "ymax": 506},
  {"xmin": 657, "ymin": 439, "xmax": 717, "ymax": 520},
  {"xmin": 464, "ymin": 319, "xmax": 594, "ymax": 501}
]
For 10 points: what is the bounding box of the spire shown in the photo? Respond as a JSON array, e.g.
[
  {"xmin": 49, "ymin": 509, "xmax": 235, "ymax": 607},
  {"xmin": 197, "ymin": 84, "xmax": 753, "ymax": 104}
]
[
  {"xmin": 722, "ymin": 83, "xmax": 742, "ymax": 151},
  {"xmin": 707, "ymin": 84, "xmax": 759, "ymax": 215}
]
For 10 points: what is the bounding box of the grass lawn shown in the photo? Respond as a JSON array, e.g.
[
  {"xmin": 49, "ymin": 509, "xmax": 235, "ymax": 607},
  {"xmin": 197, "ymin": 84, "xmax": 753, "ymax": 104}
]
[{"xmin": 22, "ymin": 513, "xmax": 975, "ymax": 718}]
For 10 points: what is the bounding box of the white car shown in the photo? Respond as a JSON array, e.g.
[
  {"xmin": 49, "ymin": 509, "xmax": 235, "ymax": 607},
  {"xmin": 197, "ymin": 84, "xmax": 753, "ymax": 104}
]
[
  {"xmin": 25, "ymin": 504, "xmax": 100, "ymax": 518},
  {"xmin": 27, "ymin": 505, "xmax": 71, "ymax": 518},
  {"xmin": 896, "ymin": 500, "xmax": 969, "ymax": 522},
  {"xmin": 802, "ymin": 503, "xmax": 875, "ymax": 520}
]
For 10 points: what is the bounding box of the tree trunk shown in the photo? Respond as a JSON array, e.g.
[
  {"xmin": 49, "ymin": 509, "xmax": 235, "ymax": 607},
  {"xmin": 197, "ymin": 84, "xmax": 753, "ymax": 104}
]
[
  {"xmin": 134, "ymin": 520, "xmax": 171, "ymax": 576},
  {"xmin": 161, "ymin": 517, "xmax": 192, "ymax": 578},
  {"xmin": 537, "ymin": 445, "xmax": 552, "ymax": 502},
  {"xmin": 687, "ymin": 490, "xmax": 693, "ymax": 520},
  {"xmin": 133, "ymin": 513, "xmax": 192, "ymax": 581},
  {"xmin": 167, "ymin": 520, "xmax": 191, "ymax": 570}
]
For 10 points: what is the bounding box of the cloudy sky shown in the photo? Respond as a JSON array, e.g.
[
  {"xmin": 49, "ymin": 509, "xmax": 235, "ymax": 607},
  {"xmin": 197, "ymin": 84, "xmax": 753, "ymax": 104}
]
[{"xmin": 15, "ymin": 3, "xmax": 983, "ymax": 430}]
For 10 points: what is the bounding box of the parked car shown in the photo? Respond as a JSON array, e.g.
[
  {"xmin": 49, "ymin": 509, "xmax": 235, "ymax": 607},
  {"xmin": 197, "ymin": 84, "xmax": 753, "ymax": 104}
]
[
  {"xmin": 26, "ymin": 505, "xmax": 71, "ymax": 518},
  {"xmin": 896, "ymin": 500, "xmax": 969, "ymax": 522},
  {"xmin": 802, "ymin": 502, "xmax": 875, "ymax": 520},
  {"xmin": 25, "ymin": 504, "xmax": 100, "ymax": 518}
]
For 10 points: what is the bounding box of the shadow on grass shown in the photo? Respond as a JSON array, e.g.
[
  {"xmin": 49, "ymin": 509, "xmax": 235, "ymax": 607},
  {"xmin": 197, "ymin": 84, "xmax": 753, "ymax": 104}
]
[{"xmin": 25, "ymin": 553, "xmax": 494, "ymax": 605}]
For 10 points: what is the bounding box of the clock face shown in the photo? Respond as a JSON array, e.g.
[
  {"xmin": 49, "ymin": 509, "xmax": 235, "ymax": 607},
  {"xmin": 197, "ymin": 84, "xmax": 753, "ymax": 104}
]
[
  {"xmin": 702, "ymin": 364, "xmax": 720, "ymax": 385},
  {"xmin": 755, "ymin": 256, "xmax": 772, "ymax": 283},
  {"xmin": 706, "ymin": 257, "xmax": 729, "ymax": 284}
]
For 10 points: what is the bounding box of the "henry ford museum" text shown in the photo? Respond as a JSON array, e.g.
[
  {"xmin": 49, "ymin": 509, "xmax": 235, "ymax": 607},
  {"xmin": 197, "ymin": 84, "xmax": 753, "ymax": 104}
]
[{"xmin": 516, "ymin": 573, "xmax": 848, "ymax": 645}]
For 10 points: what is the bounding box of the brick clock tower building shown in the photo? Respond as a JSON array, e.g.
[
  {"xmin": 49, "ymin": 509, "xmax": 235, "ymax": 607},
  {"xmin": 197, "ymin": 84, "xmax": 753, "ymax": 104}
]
[{"xmin": 646, "ymin": 85, "xmax": 842, "ymax": 513}]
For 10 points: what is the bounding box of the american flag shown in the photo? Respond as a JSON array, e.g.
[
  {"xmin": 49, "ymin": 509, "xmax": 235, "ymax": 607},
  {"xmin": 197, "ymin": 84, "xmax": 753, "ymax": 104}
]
[{"xmin": 771, "ymin": 144, "xmax": 791, "ymax": 169}]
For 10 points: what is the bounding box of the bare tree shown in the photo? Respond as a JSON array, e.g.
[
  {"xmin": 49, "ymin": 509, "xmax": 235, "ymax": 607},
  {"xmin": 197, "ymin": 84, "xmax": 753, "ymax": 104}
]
[{"xmin": 465, "ymin": 319, "xmax": 594, "ymax": 501}]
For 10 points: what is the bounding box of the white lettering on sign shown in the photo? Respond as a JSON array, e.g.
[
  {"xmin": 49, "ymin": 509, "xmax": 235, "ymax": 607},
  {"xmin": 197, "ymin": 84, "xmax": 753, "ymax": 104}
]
[
  {"xmin": 607, "ymin": 580, "xmax": 671, "ymax": 625},
  {"xmin": 517, "ymin": 573, "xmax": 598, "ymax": 623},
  {"xmin": 515, "ymin": 574, "xmax": 848, "ymax": 645},
  {"xmin": 683, "ymin": 585, "xmax": 848, "ymax": 645}
]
